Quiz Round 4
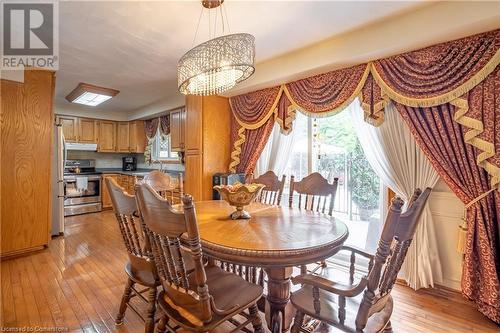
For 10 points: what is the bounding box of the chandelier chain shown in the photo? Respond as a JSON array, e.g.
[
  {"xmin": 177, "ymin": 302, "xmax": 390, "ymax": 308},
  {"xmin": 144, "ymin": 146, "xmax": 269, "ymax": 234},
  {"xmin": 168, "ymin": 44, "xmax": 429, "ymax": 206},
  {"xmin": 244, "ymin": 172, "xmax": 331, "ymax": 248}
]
[{"xmin": 192, "ymin": 5, "xmax": 204, "ymax": 47}]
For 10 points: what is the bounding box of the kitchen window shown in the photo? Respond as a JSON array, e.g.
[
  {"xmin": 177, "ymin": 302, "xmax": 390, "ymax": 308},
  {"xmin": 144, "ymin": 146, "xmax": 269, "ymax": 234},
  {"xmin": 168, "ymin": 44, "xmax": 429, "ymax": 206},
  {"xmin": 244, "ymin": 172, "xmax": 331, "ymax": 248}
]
[{"xmin": 151, "ymin": 134, "xmax": 178, "ymax": 161}]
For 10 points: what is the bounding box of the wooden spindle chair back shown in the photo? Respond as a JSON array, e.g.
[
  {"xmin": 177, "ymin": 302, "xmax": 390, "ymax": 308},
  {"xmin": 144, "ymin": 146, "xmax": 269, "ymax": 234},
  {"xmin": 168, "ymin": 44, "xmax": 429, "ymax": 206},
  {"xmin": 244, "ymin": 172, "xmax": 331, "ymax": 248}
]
[
  {"xmin": 142, "ymin": 170, "xmax": 176, "ymax": 202},
  {"xmin": 289, "ymin": 172, "xmax": 339, "ymax": 216},
  {"xmin": 106, "ymin": 177, "xmax": 151, "ymax": 266},
  {"xmin": 355, "ymin": 187, "xmax": 432, "ymax": 331},
  {"xmin": 134, "ymin": 183, "xmax": 213, "ymax": 323},
  {"xmin": 252, "ymin": 171, "xmax": 286, "ymax": 205}
]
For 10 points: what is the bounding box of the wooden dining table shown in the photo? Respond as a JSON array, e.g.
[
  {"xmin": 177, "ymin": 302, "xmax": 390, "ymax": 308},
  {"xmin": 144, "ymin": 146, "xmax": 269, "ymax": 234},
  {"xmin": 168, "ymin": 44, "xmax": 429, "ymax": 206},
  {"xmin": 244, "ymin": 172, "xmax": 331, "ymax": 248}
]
[{"xmin": 193, "ymin": 200, "xmax": 349, "ymax": 333}]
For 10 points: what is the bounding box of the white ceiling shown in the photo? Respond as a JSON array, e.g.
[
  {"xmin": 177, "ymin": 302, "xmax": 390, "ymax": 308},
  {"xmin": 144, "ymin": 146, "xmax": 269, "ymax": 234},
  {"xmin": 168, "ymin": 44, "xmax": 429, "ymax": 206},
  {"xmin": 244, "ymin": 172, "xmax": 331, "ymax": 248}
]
[{"xmin": 55, "ymin": 0, "xmax": 429, "ymax": 116}]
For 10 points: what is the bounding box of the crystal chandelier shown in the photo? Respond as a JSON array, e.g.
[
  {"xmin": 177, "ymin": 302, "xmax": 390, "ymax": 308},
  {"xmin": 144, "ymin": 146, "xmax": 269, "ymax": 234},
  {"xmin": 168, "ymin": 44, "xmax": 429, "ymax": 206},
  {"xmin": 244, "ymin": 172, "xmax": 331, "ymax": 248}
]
[{"xmin": 178, "ymin": 0, "xmax": 255, "ymax": 96}]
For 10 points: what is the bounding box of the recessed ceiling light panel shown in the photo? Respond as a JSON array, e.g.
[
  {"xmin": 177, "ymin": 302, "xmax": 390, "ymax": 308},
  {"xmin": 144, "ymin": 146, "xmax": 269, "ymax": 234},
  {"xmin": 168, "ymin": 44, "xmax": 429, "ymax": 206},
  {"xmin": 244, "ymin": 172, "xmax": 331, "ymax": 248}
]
[{"xmin": 66, "ymin": 83, "xmax": 119, "ymax": 107}]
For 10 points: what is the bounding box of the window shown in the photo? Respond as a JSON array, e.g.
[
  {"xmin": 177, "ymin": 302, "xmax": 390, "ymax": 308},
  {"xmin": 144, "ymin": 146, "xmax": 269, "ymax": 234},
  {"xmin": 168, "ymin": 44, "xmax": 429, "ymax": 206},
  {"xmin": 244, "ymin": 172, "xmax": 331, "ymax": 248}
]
[
  {"xmin": 152, "ymin": 134, "xmax": 178, "ymax": 161},
  {"xmin": 280, "ymin": 103, "xmax": 383, "ymax": 252}
]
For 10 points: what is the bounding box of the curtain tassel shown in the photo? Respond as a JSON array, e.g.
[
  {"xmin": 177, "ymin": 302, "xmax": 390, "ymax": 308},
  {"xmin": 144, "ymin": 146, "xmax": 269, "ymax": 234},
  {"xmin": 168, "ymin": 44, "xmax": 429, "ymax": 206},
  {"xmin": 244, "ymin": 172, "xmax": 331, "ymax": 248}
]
[{"xmin": 457, "ymin": 187, "xmax": 497, "ymax": 254}]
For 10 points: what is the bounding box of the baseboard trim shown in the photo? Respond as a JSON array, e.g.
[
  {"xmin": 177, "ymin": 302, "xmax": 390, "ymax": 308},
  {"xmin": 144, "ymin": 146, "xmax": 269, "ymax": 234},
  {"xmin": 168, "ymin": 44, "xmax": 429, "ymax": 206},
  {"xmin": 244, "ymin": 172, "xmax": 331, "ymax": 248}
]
[
  {"xmin": 396, "ymin": 278, "xmax": 462, "ymax": 294},
  {"xmin": 0, "ymin": 245, "xmax": 47, "ymax": 261}
]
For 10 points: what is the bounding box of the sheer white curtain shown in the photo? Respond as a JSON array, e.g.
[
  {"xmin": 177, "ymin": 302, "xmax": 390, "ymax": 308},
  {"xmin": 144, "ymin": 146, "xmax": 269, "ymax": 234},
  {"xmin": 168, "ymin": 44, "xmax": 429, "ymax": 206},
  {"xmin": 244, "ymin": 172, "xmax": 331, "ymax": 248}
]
[
  {"xmin": 349, "ymin": 100, "xmax": 443, "ymax": 289},
  {"xmin": 255, "ymin": 123, "xmax": 296, "ymax": 177}
]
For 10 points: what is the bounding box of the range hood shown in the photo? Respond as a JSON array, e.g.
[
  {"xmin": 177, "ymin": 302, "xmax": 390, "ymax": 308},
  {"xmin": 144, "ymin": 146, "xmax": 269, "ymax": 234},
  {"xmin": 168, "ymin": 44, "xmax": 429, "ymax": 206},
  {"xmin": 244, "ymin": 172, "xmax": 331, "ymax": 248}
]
[{"xmin": 66, "ymin": 143, "xmax": 98, "ymax": 151}]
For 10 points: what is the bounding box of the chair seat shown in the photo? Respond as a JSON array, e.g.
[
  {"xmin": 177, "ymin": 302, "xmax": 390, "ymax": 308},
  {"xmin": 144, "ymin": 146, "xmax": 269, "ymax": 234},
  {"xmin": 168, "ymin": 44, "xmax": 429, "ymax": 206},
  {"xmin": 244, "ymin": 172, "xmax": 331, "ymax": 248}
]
[
  {"xmin": 125, "ymin": 261, "xmax": 159, "ymax": 287},
  {"xmin": 291, "ymin": 285, "xmax": 393, "ymax": 333},
  {"xmin": 158, "ymin": 265, "xmax": 263, "ymax": 331}
]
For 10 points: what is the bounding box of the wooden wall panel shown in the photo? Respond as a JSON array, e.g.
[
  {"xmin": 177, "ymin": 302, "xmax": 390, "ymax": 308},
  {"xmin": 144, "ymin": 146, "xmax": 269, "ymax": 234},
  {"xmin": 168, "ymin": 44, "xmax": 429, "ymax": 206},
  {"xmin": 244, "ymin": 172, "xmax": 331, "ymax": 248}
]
[
  {"xmin": 1, "ymin": 70, "xmax": 54, "ymax": 256},
  {"xmin": 184, "ymin": 154, "xmax": 203, "ymax": 201}
]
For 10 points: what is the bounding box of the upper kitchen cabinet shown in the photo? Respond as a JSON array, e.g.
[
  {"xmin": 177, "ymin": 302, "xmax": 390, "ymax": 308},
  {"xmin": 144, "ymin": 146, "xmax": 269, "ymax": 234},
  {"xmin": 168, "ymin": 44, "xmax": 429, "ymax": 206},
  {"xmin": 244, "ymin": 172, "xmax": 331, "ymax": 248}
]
[
  {"xmin": 116, "ymin": 122, "xmax": 130, "ymax": 152},
  {"xmin": 170, "ymin": 107, "xmax": 185, "ymax": 152},
  {"xmin": 129, "ymin": 120, "xmax": 146, "ymax": 153},
  {"xmin": 78, "ymin": 118, "xmax": 98, "ymax": 143},
  {"xmin": 185, "ymin": 97, "xmax": 203, "ymax": 155},
  {"xmin": 59, "ymin": 115, "xmax": 78, "ymax": 142},
  {"xmin": 57, "ymin": 116, "xmax": 97, "ymax": 143},
  {"xmin": 98, "ymin": 120, "xmax": 117, "ymax": 152}
]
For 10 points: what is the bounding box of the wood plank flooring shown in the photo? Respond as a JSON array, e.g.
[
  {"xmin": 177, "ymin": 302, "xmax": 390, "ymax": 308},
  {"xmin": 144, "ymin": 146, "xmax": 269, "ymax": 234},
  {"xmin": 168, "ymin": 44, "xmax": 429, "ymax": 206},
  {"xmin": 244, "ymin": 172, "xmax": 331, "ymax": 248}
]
[{"xmin": 1, "ymin": 210, "xmax": 498, "ymax": 332}]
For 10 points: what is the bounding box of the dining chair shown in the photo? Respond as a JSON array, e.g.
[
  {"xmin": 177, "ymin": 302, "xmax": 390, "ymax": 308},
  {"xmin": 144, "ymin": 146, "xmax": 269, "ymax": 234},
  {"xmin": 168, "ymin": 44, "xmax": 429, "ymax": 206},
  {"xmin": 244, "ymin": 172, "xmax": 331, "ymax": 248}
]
[
  {"xmin": 135, "ymin": 183, "xmax": 264, "ymax": 333},
  {"xmin": 289, "ymin": 172, "xmax": 339, "ymax": 216},
  {"xmin": 251, "ymin": 171, "xmax": 286, "ymax": 206},
  {"xmin": 290, "ymin": 188, "xmax": 432, "ymax": 333},
  {"xmin": 289, "ymin": 172, "xmax": 339, "ymax": 273},
  {"xmin": 142, "ymin": 170, "xmax": 180, "ymax": 204},
  {"xmin": 106, "ymin": 177, "xmax": 159, "ymax": 333}
]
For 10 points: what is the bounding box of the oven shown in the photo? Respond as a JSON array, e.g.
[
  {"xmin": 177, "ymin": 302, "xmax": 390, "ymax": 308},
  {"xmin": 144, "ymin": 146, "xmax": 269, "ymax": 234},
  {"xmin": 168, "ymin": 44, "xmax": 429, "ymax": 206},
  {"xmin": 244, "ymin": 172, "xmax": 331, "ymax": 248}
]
[
  {"xmin": 64, "ymin": 174, "xmax": 102, "ymax": 216},
  {"xmin": 63, "ymin": 159, "xmax": 102, "ymax": 216}
]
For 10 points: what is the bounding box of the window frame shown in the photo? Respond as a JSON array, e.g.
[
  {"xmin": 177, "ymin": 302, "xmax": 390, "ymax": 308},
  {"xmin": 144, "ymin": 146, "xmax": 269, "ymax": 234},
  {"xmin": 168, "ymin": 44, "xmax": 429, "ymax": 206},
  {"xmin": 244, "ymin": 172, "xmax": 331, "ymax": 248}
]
[{"xmin": 151, "ymin": 133, "xmax": 178, "ymax": 162}]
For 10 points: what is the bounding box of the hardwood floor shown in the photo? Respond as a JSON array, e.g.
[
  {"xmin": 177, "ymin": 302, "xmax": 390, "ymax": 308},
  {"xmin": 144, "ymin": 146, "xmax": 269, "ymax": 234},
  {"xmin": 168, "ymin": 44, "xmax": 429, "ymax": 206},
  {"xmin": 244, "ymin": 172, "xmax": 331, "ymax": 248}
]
[{"xmin": 1, "ymin": 210, "xmax": 498, "ymax": 333}]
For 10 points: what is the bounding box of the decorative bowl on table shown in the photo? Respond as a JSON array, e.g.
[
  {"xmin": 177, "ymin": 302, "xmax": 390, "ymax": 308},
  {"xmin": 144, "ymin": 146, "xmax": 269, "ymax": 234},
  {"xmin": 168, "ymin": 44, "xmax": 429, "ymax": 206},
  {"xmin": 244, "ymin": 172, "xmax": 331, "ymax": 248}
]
[{"xmin": 213, "ymin": 182, "xmax": 265, "ymax": 220}]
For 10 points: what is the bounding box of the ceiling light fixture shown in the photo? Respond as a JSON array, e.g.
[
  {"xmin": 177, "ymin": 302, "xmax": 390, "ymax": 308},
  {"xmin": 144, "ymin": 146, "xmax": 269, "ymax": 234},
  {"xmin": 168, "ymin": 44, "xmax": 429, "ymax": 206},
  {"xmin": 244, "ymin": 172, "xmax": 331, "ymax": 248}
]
[
  {"xmin": 177, "ymin": 0, "xmax": 255, "ymax": 96},
  {"xmin": 66, "ymin": 83, "xmax": 119, "ymax": 107}
]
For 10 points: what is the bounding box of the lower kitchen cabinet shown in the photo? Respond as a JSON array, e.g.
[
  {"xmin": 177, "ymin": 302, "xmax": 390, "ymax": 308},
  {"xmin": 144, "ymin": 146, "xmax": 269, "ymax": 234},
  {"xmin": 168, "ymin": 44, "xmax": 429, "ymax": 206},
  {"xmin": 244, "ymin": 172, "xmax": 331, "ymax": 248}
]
[{"xmin": 102, "ymin": 174, "xmax": 119, "ymax": 209}]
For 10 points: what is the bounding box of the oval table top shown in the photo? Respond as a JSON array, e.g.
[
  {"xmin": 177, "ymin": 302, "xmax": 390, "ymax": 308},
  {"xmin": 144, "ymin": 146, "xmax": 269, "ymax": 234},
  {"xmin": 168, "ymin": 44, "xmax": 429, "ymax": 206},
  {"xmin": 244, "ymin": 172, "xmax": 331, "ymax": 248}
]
[{"xmin": 191, "ymin": 200, "xmax": 349, "ymax": 267}]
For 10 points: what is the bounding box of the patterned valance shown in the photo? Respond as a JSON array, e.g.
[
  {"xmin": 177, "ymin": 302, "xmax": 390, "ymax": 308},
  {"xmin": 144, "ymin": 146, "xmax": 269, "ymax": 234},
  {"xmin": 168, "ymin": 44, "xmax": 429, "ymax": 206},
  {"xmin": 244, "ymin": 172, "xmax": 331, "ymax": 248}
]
[
  {"xmin": 159, "ymin": 114, "xmax": 170, "ymax": 136},
  {"xmin": 144, "ymin": 118, "xmax": 159, "ymax": 140}
]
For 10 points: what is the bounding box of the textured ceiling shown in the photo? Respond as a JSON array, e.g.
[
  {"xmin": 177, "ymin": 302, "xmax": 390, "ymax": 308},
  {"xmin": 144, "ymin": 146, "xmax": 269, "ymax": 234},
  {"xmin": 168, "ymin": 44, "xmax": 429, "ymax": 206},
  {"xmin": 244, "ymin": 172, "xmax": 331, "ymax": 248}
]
[{"xmin": 56, "ymin": 1, "xmax": 427, "ymax": 114}]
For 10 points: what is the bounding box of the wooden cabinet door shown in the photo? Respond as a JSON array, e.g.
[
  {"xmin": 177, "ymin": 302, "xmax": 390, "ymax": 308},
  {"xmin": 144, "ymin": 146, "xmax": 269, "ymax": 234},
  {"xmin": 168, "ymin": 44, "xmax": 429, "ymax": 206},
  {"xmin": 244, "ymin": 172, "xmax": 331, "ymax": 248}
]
[
  {"xmin": 59, "ymin": 116, "xmax": 78, "ymax": 142},
  {"xmin": 102, "ymin": 174, "xmax": 118, "ymax": 209},
  {"xmin": 170, "ymin": 108, "xmax": 184, "ymax": 151},
  {"xmin": 116, "ymin": 122, "xmax": 130, "ymax": 152},
  {"xmin": 129, "ymin": 120, "xmax": 146, "ymax": 153},
  {"xmin": 98, "ymin": 121, "xmax": 116, "ymax": 152},
  {"xmin": 78, "ymin": 118, "xmax": 97, "ymax": 143},
  {"xmin": 184, "ymin": 154, "xmax": 203, "ymax": 201},
  {"xmin": 185, "ymin": 96, "xmax": 202, "ymax": 154}
]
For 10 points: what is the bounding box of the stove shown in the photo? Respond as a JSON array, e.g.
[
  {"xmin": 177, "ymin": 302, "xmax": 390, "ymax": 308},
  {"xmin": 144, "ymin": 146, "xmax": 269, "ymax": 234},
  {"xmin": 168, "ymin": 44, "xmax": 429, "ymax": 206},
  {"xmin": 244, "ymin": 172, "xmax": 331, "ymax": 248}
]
[{"xmin": 63, "ymin": 159, "xmax": 102, "ymax": 216}]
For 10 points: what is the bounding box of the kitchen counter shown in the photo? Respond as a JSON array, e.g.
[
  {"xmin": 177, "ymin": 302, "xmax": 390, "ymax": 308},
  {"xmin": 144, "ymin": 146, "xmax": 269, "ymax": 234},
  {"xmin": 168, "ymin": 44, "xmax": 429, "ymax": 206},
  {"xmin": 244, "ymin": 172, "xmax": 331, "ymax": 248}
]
[{"xmin": 96, "ymin": 168, "xmax": 184, "ymax": 177}]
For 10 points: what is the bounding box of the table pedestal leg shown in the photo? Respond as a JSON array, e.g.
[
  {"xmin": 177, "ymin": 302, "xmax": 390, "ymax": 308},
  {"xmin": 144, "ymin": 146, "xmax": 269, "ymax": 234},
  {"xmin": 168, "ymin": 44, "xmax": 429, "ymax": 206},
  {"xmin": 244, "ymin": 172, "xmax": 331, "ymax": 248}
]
[{"xmin": 265, "ymin": 267, "xmax": 295, "ymax": 333}]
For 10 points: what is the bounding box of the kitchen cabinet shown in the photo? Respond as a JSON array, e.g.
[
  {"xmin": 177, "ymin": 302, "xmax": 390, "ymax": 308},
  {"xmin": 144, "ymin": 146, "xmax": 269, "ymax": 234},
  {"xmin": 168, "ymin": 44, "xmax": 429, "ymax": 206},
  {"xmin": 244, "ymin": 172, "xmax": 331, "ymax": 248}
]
[
  {"xmin": 170, "ymin": 107, "xmax": 185, "ymax": 151},
  {"xmin": 116, "ymin": 122, "xmax": 130, "ymax": 152},
  {"xmin": 102, "ymin": 174, "xmax": 119, "ymax": 209},
  {"xmin": 78, "ymin": 118, "xmax": 98, "ymax": 143},
  {"xmin": 183, "ymin": 95, "xmax": 231, "ymax": 201},
  {"xmin": 129, "ymin": 120, "xmax": 146, "ymax": 153},
  {"xmin": 98, "ymin": 120, "xmax": 117, "ymax": 152},
  {"xmin": 59, "ymin": 115, "xmax": 78, "ymax": 142},
  {"xmin": 55, "ymin": 115, "xmax": 147, "ymax": 153}
]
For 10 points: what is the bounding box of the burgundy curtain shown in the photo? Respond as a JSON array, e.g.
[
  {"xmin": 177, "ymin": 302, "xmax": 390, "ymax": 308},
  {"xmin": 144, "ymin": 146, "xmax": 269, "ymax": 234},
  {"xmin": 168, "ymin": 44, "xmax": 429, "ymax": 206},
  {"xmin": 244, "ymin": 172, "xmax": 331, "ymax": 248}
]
[
  {"xmin": 396, "ymin": 69, "xmax": 500, "ymax": 322},
  {"xmin": 229, "ymin": 86, "xmax": 282, "ymax": 174},
  {"xmin": 144, "ymin": 118, "xmax": 159, "ymax": 140},
  {"xmin": 235, "ymin": 118, "xmax": 275, "ymax": 175},
  {"xmin": 159, "ymin": 115, "xmax": 170, "ymax": 136}
]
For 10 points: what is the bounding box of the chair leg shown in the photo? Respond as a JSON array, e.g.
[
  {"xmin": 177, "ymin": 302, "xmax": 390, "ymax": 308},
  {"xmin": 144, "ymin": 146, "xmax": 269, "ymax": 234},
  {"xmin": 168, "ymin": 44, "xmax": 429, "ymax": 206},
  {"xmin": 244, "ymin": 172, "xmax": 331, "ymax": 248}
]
[
  {"xmin": 300, "ymin": 265, "xmax": 307, "ymax": 275},
  {"xmin": 145, "ymin": 287, "xmax": 157, "ymax": 333},
  {"xmin": 116, "ymin": 278, "xmax": 134, "ymax": 325},
  {"xmin": 156, "ymin": 314, "xmax": 168, "ymax": 333},
  {"xmin": 383, "ymin": 320, "xmax": 393, "ymax": 333},
  {"xmin": 249, "ymin": 304, "xmax": 264, "ymax": 333},
  {"xmin": 291, "ymin": 311, "xmax": 305, "ymax": 333}
]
